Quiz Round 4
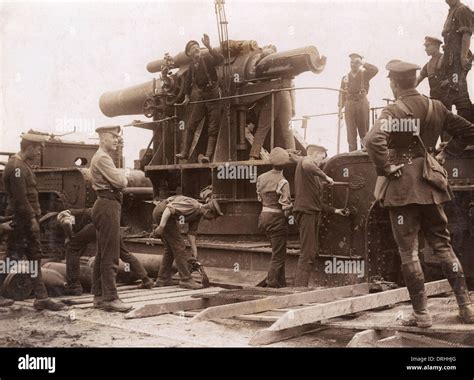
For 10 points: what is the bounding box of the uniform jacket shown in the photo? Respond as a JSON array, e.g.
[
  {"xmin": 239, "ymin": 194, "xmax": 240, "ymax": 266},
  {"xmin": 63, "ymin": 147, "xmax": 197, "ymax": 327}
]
[
  {"xmin": 3, "ymin": 154, "xmax": 41, "ymax": 219},
  {"xmin": 184, "ymin": 48, "xmax": 225, "ymax": 96},
  {"xmin": 365, "ymin": 88, "xmax": 474, "ymax": 207},
  {"xmin": 338, "ymin": 63, "xmax": 379, "ymax": 107},
  {"xmin": 256, "ymin": 169, "xmax": 292, "ymax": 211},
  {"xmin": 90, "ymin": 147, "xmax": 127, "ymax": 191}
]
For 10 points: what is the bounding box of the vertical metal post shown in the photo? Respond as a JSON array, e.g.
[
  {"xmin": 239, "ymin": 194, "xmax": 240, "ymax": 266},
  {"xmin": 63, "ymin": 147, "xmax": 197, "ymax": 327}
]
[
  {"xmin": 336, "ymin": 114, "xmax": 341, "ymax": 155},
  {"xmin": 270, "ymin": 91, "xmax": 275, "ymax": 151},
  {"xmin": 173, "ymin": 106, "xmax": 177, "ymax": 165}
]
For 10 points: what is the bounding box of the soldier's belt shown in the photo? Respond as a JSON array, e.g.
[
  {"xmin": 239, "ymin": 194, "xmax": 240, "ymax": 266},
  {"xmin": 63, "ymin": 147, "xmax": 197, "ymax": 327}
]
[{"xmin": 261, "ymin": 207, "xmax": 283, "ymax": 214}]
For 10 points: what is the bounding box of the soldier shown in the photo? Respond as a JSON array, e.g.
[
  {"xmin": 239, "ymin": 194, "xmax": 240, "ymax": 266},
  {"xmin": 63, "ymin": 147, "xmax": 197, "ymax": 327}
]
[
  {"xmin": 56, "ymin": 208, "xmax": 154, "ymax": 296},
  {"xmin": 150, "ymin": 195, "xmax": 223, "ymax": 289},
  {"xmin": 175, "ymin": 34, "xmax": 224, "ymax": 163},
  {"xmin": 416, "ymin": 36, "xmax": 449, "ymax": 104},
  {"xmin": 292, "ymin": 145, "xmax": 348, "ymax": 287},
  {"xmin": 249, "ymin": 45, "xmax": 296, "ymax": 160},
  {"xmin": 442, "ymin": 0, "xmax": 473, "ymax": 122},
  {"xmin": 2, "ymin": 133, "xmax": 64, "ymax": 311},
  {"xmin": 365, "ymin": 60, "xmax": 474, "ymax": 326},
  {"xmin": 338, "ymin": 54, "xmax": 379, "ymax": 152},
  {"xmin": 90, "ymin": 126, "xmax": 131, "ymax": 312},
  {"xmin": 256, "ymin": 147, "xmax": 293, "ymax": 288}
]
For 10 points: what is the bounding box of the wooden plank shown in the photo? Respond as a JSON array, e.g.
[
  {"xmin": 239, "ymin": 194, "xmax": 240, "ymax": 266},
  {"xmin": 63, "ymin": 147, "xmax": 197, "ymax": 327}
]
[
  {"xmin": 125, "ymin": 297, "xmax": 234, "ymax": 319},
  {"xmin": 322, "ymin": 321, "xmax": 474, "ymax": 334},
  {"xmin": 72, "ymin": 287, "xmax": 222, "ymax": 309},
  {"xmin": 248, "ymin": 324, "xmax": 326, "ymax": 346},
  {"xmin": 346, "ymin": 329, "xmax": 394, "ymax": 347},
  {"xmin": 252, "ymin": 280, "xmax": 450, "ymax": 341},
  {"xmin": 191, "ymin": 283, "xmax": 369, "ymax": 322}
]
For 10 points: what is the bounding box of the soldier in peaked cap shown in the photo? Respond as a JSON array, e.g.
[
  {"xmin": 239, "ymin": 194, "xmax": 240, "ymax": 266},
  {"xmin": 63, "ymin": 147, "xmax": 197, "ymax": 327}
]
[
  {"xmin": 256, "ymin": 148, "xmax": 293, "ymax": 287},
  {"xmin": 176, "ymin": 34, "xmax": 225, "ymax": 163},
  {"xmin": 365, "ymin": 59, "xmax": 474, "ymax": 327},
  {"xmin": 2, "ymin": 132, "xmax": 64, "ymax": 311},
  {"xmin": 150, "ymin": 195, "xmax": 222, "ymax": 289},
  {"xmin": 416, "ymin": 37, "xmax": 450, "ymax": 105},
  {"xmin": 338, "ymin": 53, "xmax": 379, "ymax": 151},
  {"xmin": 90, "ymin": 125, "xmax": 131, "ymax": 312}
]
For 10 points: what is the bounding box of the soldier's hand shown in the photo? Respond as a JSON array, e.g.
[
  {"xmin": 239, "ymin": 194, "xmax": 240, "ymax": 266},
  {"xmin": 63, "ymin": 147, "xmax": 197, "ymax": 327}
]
[
  {"xmin": 202, "ymin": 34, "xmax": 211, "ymax": 48},
  {"xmin": 152, "ymin": 225, "xmax": 165, "ymax": 237},
  {"xmin": 386, "ymin": 164, "xmax": 404, "ymax": 178},
  {"xmin": 325, "ymin": 176, "xmax": 335, "ymax": 185},
  {"xmin": 334, "ymin": 209, "xmax": 348, "ymax": 216},
  {"xmin": 435, "ymin": 151, "xmax": 447, "ymax": 165},
  {"xmin": 31, "ymin": 218, "xmax": 40, "ymax": 233},
  {"xmin": 175, "ymin": 95, "xmax": 190, "ymax": 107}
]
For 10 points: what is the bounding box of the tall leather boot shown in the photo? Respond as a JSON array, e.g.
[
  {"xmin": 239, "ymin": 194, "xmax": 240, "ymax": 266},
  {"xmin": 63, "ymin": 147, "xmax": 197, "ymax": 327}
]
[
  {"xmin": 400, "ymin": 261, "xmax": 432, "ymax": 328},
  {"xmin": 440, "ymin": 259, "xmax": 474, "ymax": 323},
  {"xmin": 176, "ymin": 130, "xmax": 194, "ymax": 160},
  {"xmin": 200, "ymin": 136, "xmax": 217, "ymax": 163}
]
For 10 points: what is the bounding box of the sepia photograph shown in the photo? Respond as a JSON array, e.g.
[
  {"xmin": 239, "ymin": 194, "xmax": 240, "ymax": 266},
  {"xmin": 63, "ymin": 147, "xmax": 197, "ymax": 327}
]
[{"xmin": 0, "ymin": 0, "xmax": 473, "ymax": 377}]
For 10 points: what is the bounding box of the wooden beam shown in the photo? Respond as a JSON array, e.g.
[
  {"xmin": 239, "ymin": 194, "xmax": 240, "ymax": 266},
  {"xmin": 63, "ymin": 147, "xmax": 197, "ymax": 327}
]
[
  {"xmin": 191, "ymin": 283, "xmax": 369, "ymax": 322},
  {"xmin": 124, "ymin": 297, "xmax": 233, "ymax": 319},
  {"xmin": 252, "ymin": 280, "xmax": 450, "ymax": 343},
  {"xmin": 248, "ymin": 323, "xmax": 325, "ymax": 346},
  {"xmin": 346, "ymin": 329, "xmax": 394, "ymax": 347}
]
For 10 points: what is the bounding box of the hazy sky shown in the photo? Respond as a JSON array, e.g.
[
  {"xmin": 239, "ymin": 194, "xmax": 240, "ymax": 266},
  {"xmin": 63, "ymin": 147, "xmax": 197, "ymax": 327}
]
[{"xmin": 1, "ymin": 0, "xmax": 473, "ymax": 163}]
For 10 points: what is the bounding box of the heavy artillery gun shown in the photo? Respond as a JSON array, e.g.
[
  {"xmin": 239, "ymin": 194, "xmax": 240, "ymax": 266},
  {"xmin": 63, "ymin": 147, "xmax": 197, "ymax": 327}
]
[{"xmin": 99, "ymin": 39, "xmax": 474, "ymax": 288}]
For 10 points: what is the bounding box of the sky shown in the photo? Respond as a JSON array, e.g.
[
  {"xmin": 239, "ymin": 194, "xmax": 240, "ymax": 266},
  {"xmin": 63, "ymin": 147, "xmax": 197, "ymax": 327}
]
[{"xmin": 1, "ymin": 0, "xmax": 473, "ymax": 164}]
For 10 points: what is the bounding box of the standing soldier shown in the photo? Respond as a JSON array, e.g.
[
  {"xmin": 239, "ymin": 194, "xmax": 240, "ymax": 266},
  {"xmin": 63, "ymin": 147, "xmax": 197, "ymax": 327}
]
[
  {"xmin": 175, "ymin": 34, "xmax": 224, "ymax": 163},
  {"xmin": 338, "ymin": 54, "xmax": 379, "ymax": 152},
  {"xmin": 292, "ymin": 145, "xmax": 347, "ymax": 287},
  {"xmin": 2, "ymin": 133, "xmax": 64, "ymax": 311},
  {"xmin": 442, "ymin": 0, "xmax": 473, "ymax": 122},
  {"xmin": 256, "ymin": 147, "xmax": 292, "ymax": 288},
  {"xmin": 249, "ymin": 46, "xmax": 296, "ymax": 160},
  {"xmin": 416, "ymin": 36, "xmax": 449, "ymax": 105},
  {"xmin": 365, "ymin": 60, "xmax": 474, "ymax": 326},
  {"xmin": 151, "ymin": 195, "xmax": 223, "ymax": 289},
  {"xmin": 90, "ymin": 126, "xmax": 131, "ymax": 312}
]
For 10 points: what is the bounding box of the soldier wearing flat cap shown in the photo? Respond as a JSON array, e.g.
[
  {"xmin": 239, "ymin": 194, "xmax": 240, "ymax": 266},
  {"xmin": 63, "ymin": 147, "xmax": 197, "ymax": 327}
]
[
  {"xmin": 2, "ymin": 132, "xmax": 64, "ymax": 311},
  {"xmin": 416, "ymin": 37, "xmax": 450, "ymax": 105},
  {"xmin": 90, "ymin": 126, "xmax": 131, "ymax": 312},
  {"xmin": 150, "ymin": 195, "xmax": 223, "ymax": 289},
  {"xmin": 292, "ymin": 145, "xmax": 348, "ymax": 287},
  {"xmin": 442, "ymin": 0, "xmax": 473, "ymax": 122},
  {"xmin": 256, "ymin": 148, "xmax": 293, "ymax": 287},
  {"xmin": 338, "ymin": 53, "xmax": 379, "ymax": 152},
  {"xmin": 176, "ymin": 34, "xmax": 225, "ymax": 163},
  {"xmin": 365, "ymin": 60, "xmax": 474, "ymax": 327}
]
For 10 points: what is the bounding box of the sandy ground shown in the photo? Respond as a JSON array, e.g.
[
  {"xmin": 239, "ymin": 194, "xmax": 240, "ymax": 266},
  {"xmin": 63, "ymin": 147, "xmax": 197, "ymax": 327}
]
[{"xmin": 0, "ymin": 304, "xmax": 355, "ymax": 348}]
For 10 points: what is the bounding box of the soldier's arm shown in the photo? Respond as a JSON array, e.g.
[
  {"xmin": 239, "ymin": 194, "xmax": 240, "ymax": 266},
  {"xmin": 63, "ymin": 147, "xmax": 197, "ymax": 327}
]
[
  {"xmin": 442, "ymin": 106, "xmax": 474, "ymax": 157},
  {"xmin": 256, "ymin": 176, "xmax": 262, "ymax": 202},
  {"xmin": 184, "ymin": 68, "xmax": 193, "ymax": 97},
  {"xmin": 208, "ymin": 48, "xmax": 225, "ymax": 66},
  {"xmin": 416, "ymin": 65, "xmax": 428, "ymax": 87},
  {"xmin": 301, "ymin": 158, "xmax": 330, "ymax": 180},
  {"xmin": 363, "ymin": 62, "xmax": 379, "ymax": 80},
  {"xmin": 338, "ymin": 77, "xmax": 346, "ymax": 109},
  {"xmin": 97, "ymin": 155, "xmax": 128, "ymax": 190},
  {"xmin": 8, "ymin": 165, "xmax": 35, "ymax": 219},
  {"xmin": 276, "ymin": 179, "xmax": 292, "ymax": 211},
  {"xmin": 187, "ymin": 233, "xmax": 198, "ymax": 258},
  {"xmin": 365, "ymin": 112, "xmax": 392, "ymax": 176},
  {"xmin": 321, "ymin": 202, "xmax": 336, "ymax": 214},
  {"xmin": 457, "ymin": 6, "xmax": 472, "ymax": 65}
]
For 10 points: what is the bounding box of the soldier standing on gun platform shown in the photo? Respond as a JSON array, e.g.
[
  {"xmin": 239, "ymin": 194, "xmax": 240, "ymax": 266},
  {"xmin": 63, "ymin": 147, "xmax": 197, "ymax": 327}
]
[
  {"xmin": 2, "ymin": 133, "xmax": 64, "ymax": 311},
  {"xmin": 442, "ymin": 0, "xmax": 473, "ymax": 122},
  {"xmin": 365, "ymin": 60, "xmax": 474, "ymax": 327},
  {"xmin": 338, "ymin": 54, "xmax": 379, "ymax": 152},
  {"xmin": 90, "ymin": 126, "xmax": 131, "ymax": 312},
  {"xmin": 256, "ymin": 147, "xmax": 293, "ymax": 288},
  {"xmin": 175, "ymin": 34, "xmax": 224, "ymax": 163}
]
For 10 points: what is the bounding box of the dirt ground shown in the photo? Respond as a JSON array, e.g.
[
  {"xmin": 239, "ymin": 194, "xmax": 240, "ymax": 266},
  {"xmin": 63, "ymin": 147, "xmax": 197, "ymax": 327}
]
[{"xmin": 0, "ymin": 304, "xmax": 356, "ymax": 348}]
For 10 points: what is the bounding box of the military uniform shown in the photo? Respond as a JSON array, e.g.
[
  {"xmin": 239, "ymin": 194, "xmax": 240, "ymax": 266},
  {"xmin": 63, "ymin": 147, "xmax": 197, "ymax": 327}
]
[
  {"xmin": 365, "ymin": 60, "xmax": 474, "ymax": 325},
  {"xmin": 90, "ymin": 126, "xmax": 128, "ymax": 306},
  {"xmin": 250, "ymin": 86, "xmax": 296, "ymax": 160},
  {"xmin": 442, "ymin": 1, "xmax": 473, "ymax": 122},
  {"xmin": 256, "ymin": 148, "xmax": 292, "ymax": 287},
  {"xmin": 152, "ymin": 195, "xmax": 222, "ymax": 287},
  {"xmin": 419, "ymin": 37, "xmax": 449, "ymax": 103},
  {"xmin": 293, "ymin": 147, "xmax": 336, "ymax": 287},
  {"xmin": 57, "ymin": 208, "xmax": 151, "ymax": 294},
  {"xmin": 2, "ymin": 133, "xmax": 64, "ymax": 310},
  {"xmin": 339, "ymin": 55, "xmax": 379, "ymax": 151},
  {"xmin": 177, "ymin": 40, "xmax": 224, "ymax": 163}
]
